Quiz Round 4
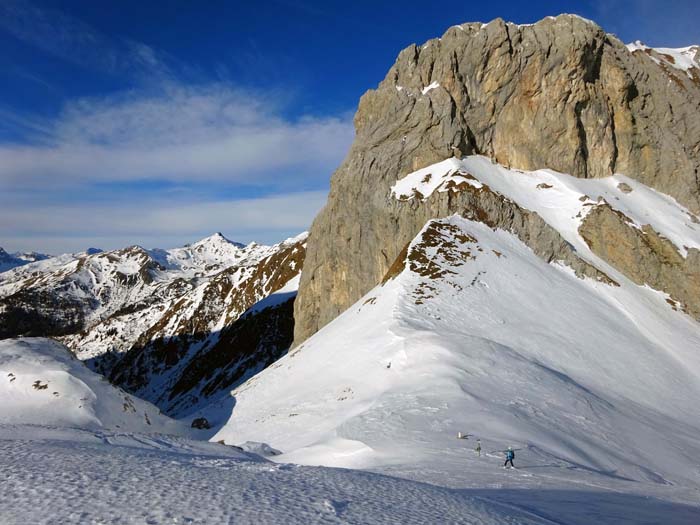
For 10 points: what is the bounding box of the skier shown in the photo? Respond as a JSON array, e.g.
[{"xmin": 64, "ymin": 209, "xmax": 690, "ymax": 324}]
[
  {"xmin": 504, "ymin": 446, "xmax": 515, "ymax": 469},
  {"xmin": 475, "ymin": 439, "xmax": 481, "ymax": 457}
]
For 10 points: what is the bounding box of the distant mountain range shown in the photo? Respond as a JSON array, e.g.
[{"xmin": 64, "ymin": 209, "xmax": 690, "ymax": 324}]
[
  {"xmin": 0, "ymin": 247, "xmax": 54, "ymax": 273},
  {"xmin": 0, "ymin": 232, "xmax": 306, "ymax": 416}
]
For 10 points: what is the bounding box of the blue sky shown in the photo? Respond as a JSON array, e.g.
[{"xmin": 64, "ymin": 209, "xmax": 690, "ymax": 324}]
[{"xmin": 1, "ymin": 0, "xmax": 699, "ymax": 253}]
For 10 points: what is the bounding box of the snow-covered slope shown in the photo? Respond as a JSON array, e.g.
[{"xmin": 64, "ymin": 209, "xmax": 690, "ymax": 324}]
[
  {"xmin": 65, "ymin": 233, "xmax": 305, "ymax": 360},
  {"xmin": 208, "ymin": 158, "xmax": 700, "ymax": 516},
  {"xmin": 627, "ymin": 41, "xmax": 700, "ymax": 82},
  {"xmin": 391, "ymin": 155, "xmax": 700, "ymax": 257},
  {"xmin": 0, "ymin": 233, "xmax": 272, "ymax": 333},
  {"xmin": 0, "ymin": 338, "xmax": 180, "ymax": 433},
  {"xmin": 214, "ymin": 215, "xmax": 700, "ymax": 475}
]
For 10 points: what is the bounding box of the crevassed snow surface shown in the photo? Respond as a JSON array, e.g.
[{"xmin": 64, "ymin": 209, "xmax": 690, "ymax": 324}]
[{"xmin": 211, "ymin": 211, "xmax": 700, "ymax": 521}]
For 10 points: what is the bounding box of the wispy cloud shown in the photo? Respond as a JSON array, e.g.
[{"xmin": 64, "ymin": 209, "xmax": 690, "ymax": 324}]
[
  {"xmin": 0, "ymin": 83, "xmax": 353, "ymax": 190},
  {"xmin": 0, "ymin": 81, "xmax": 353, "ymax": 252},
  {"xmin": 0, "ymin": 0, "xmax": 172, "ymax": 79},
  {"xmin": 0, "ymin": 1, "xmax": 348, "ymax": 253},
  {"xmin": 0, "ymin": 0, "xmax": 354, "ymax": 254}
]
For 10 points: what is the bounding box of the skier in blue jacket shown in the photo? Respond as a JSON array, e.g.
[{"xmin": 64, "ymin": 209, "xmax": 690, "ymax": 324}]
[{"xmin": 504, "ymin": 446, "xmax": 515, "ymax": 468}]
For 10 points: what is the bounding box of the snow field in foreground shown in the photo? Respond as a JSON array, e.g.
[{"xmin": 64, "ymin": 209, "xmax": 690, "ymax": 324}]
[
  {"xmin": 0, "ymin": 425, "xmax": 555, "ymax": 525},
  {"xmin": 3, "ymin": 425, "xmax": 700, "ymax": 525}
]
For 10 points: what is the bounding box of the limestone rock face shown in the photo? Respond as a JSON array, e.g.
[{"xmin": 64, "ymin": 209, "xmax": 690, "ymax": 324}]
[
  {"xmin": 580, "ymin": 204, "xmax": 700, "ymax": 319},
  {"xmin": 294, "ymin": 15, "xmax": 700, "ymax": 343}
]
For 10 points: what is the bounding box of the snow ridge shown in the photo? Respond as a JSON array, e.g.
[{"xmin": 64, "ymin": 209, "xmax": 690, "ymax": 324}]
[
  {"xmin": 207, "ymin": 161, "xmax": 700, "ymax": 518},
  {"xmin": 627, "ymin": 41, "xmax": 700, "ymax": 79},
  {"xmin": 391, "ymin": 155, "xmax": 700, "ymax": 258}
]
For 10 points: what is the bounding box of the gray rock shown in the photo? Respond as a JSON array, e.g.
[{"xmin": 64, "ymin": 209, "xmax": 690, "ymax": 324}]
[
  {"xmin": 579, "ymin": 203, "xmax": 700, "ymax": 320},
  {"xmin": 294, "ymin": 14, "xmax": 700, "ymax": 344}
]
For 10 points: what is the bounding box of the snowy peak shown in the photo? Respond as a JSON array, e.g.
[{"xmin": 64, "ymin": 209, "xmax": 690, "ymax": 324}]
[
  {"xmin": 102, "ymin": 233, "xmax": 308, "ymax": 416},
  {"xmin": 627, "ymin": 41, "xmax": 700, "ymax": 83},
  {"xmin": 0, "ymin": 231, "xmax": 308, "ymax": 417},
  {"xmin": 193, "ymin": 231, "xmax": 243, "ymax": 247},
  {"xmin": 189, "ymin": 232, "xmax": 246, "ymax": 255},
  {"xmin": 160, "ymin": 234, "xmax": 266, "ymax": 274}
]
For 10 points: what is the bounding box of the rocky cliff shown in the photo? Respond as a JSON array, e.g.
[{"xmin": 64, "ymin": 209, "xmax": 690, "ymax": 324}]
[{"xmin": 294, "ymin": 14, "xmax": 700, "ymax": 343}]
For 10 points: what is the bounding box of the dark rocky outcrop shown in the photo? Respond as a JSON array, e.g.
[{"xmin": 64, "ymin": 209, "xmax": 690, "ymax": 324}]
[
  {"xmin": 191, "ymin": 417, "xmax": 211, "ymax": 430},
  {"xmin": 104, "ymin": 241, "xmax": 305, "ymax": 415}
]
